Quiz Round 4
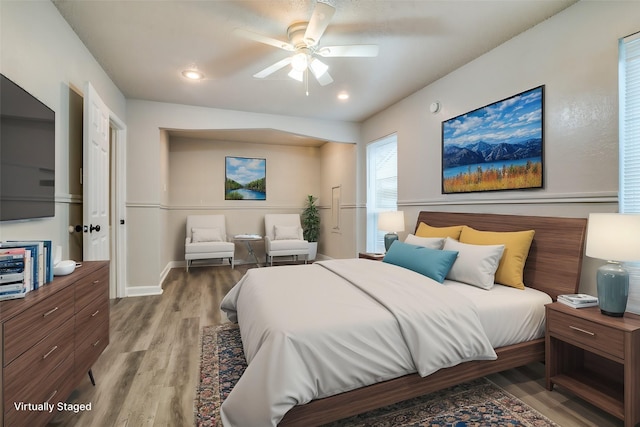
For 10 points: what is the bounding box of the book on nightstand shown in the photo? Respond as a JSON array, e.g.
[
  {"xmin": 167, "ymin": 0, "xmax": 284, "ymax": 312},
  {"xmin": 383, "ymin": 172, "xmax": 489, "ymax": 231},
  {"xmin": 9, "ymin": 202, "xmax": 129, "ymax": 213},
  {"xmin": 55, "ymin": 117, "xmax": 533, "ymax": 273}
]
[{"xmin": 557, "ymin": 293, "xmax": 598, "ymax": 308}]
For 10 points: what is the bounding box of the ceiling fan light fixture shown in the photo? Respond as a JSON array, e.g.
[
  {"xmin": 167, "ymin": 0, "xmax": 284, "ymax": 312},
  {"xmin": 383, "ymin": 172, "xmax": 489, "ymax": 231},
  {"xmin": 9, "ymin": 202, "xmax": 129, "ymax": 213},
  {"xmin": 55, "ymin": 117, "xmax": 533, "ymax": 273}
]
[
  {"xmin": 309, "ymin": 58, "xmax": 329, "ymax": 78},
  {"xmin": 181, "ymin": 69, "xmax": 205, "ymax": 80},
  {"xmin": 291, "ymin": 52, "xmax": 309, "ymax": 72},
  {"xmin": 288, "ymin": 68, "xmax": 304, "ymax": 82}
]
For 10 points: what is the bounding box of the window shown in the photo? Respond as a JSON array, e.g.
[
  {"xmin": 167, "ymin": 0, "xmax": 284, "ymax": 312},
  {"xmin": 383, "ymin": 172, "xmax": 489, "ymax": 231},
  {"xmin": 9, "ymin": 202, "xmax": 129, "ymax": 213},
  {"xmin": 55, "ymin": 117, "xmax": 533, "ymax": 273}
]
[
  {"xmin": 620, "ymin": 32, "xmax": 640, "ymax": 213},
  {"xmin": 366, "ymin": 134, "xmax": 398, "ymax": 253},
  {"xmin": 619, "ymin": 31, "xmax": 640, "ymax": 313}
]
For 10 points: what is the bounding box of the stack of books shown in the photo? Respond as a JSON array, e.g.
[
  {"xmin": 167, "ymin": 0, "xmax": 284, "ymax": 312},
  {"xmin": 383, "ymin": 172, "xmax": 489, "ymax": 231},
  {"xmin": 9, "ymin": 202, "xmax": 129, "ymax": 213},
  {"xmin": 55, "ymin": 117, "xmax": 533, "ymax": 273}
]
[
  {"xmin": 557, "ymin": 293, "xmax": 599, "ymax": 309},
  {"xmin": 0, "ymin": 240, "xmax": 53, "ymax": 301}
]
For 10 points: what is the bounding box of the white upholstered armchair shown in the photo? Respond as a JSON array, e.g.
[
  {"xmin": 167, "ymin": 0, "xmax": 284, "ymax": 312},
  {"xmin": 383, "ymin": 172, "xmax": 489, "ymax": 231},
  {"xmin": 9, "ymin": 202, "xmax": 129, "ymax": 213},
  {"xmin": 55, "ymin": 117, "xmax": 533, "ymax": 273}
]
[
  {"xmin": 185, "ymin": 215, "xmax": 235, "ymax": 271},
  {"xmin": 264, "ymin": 214, "xmax": 309, "ymax": 266}
]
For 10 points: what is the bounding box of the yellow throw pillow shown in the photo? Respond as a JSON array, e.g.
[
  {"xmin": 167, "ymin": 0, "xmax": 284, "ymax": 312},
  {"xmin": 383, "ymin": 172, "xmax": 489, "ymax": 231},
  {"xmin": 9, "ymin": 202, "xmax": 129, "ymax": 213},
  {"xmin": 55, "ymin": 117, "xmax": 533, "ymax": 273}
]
[
  {"xmin": 415, "ymin": 222, "xmax": 464, "ymax": 240},
  {"xmin": 459, "ymin": 226, "xmax": 535, "ymax": 290}
]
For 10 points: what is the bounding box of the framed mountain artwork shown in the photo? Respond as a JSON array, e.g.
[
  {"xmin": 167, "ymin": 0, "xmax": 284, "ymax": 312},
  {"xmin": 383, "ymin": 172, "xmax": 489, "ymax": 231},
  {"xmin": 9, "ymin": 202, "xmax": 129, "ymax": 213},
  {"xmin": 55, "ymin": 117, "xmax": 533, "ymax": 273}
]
[{"xmin": 441, "ymin": 86, "xmax": 544, "ymax": 194}]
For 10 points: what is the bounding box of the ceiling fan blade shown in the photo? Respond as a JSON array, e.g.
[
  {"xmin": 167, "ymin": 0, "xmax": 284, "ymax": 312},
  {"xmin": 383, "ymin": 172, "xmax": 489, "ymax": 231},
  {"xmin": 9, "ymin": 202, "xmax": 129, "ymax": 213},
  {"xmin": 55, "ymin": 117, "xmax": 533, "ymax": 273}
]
[
  {"xmin": 253, "ymin": 57, "xmax": 292, "ymax": 79},
  {"xmin": 314, "ymin": 70, "xmax": 334, "ymax": 86},
  {"xmin": 317, "ymin": 45, "xmax": 379, "ymax": 57},
  {"xmin": 233, "ymin": 28, "xmax": 294, "ymax": 51},
  {"xmin": 304, "ymin": 2, "xmax": 335, "ymax": 46}
]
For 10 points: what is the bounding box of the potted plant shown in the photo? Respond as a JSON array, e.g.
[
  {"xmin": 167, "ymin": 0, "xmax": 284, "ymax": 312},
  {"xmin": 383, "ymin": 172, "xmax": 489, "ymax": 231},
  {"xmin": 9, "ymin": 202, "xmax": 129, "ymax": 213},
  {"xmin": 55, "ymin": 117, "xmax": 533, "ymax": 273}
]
[{"xmin": 301, "ymin": 195, "xmax": 320, "ymax": 260}]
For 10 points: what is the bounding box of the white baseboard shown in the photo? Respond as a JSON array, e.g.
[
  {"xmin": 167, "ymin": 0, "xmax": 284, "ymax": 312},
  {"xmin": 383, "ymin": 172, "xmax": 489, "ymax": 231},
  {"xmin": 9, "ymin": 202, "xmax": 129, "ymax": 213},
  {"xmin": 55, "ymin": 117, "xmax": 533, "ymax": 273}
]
[{"xmin": 126, "ymin": 285, "xmax": 163, "ymax": 297}]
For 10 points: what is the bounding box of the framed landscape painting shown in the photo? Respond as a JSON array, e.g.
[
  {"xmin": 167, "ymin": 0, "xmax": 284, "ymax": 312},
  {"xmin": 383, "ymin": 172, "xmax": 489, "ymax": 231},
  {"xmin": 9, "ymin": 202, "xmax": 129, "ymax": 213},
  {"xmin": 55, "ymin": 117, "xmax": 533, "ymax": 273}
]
[
  {"xmin": 441, "ymin": 86, "xmax": 544, "ymax": 194},
  {"xmin": 225, "ymin": 156, "xmax": 266, "ymax": 200}
]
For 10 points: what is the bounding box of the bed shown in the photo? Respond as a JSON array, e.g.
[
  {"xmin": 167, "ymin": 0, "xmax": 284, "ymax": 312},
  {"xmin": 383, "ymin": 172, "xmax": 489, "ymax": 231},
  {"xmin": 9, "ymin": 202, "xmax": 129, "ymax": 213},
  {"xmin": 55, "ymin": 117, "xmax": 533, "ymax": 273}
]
[{"xmin": 220, "ymin": 211, "xmax": 588, "ymax": 426}]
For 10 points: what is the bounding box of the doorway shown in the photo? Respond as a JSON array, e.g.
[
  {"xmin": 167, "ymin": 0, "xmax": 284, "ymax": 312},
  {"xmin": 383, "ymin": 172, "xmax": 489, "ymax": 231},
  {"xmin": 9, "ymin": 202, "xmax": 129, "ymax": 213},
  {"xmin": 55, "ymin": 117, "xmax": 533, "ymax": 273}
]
[{"xmin": 68, "ymin": 84, "xmax": 127, "ymax": 298}]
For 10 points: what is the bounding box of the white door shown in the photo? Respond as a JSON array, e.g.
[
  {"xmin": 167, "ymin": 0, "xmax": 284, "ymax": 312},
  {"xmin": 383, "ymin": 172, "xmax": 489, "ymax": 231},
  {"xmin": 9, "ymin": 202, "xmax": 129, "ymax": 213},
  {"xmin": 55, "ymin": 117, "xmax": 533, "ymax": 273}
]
[{"xmin": 83, "ymin": 82, "xmax": 110, "ymax": 261}]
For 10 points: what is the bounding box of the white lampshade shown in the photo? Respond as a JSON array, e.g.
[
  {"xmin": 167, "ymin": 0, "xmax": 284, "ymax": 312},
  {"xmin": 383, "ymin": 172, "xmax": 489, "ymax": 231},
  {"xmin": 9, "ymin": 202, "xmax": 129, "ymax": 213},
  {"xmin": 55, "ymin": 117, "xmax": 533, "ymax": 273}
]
[
  {"xmin": 378, "ymin": 211, "xmax": 405, "ymax": 233},
  {"xmin": 586, "ymin": 213, "xmax": 640, "ymax": 262}
]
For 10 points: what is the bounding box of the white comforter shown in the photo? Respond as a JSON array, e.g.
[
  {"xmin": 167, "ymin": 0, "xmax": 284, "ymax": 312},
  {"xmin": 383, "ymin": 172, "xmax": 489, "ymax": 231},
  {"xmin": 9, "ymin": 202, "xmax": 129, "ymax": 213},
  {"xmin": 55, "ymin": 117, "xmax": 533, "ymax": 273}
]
[{"xmin": 219, "ymin": 259, "xmax": 497, "ymax": 426}]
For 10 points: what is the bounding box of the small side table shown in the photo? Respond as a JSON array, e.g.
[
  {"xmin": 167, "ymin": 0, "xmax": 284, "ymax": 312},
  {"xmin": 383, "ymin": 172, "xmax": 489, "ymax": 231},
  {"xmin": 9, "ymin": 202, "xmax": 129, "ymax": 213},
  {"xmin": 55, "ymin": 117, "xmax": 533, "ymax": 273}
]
[
  {"xmin": 234, "ymin": 235, "xmax": 263, "ymax": 267},
  {"xmin": 358, "ymin": 252, "xmax": 385, "ymax": 261},
  {"xmin": 545, "ymin": 302, "xmax": 640, "ymax": 426}
]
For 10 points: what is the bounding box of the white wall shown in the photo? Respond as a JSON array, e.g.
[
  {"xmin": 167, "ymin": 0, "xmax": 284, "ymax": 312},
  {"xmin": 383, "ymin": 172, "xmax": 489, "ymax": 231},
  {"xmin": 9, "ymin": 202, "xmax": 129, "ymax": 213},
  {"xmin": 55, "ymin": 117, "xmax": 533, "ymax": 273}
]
[
  {"xmin": 360, "ymin": 1, "xmax": 640, "ymax": 296},
  {"xmin": 0, "ymin": 1, "xmax": 125, "ymax": 259}
]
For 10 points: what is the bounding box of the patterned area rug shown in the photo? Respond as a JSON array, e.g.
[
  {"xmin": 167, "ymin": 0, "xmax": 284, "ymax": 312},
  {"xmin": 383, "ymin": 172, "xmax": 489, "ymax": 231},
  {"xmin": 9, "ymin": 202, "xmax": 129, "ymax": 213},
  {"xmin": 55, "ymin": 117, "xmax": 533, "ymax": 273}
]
[{"xmin": 195, "ymin": 323, "xmax": 558, "ymax": 427}]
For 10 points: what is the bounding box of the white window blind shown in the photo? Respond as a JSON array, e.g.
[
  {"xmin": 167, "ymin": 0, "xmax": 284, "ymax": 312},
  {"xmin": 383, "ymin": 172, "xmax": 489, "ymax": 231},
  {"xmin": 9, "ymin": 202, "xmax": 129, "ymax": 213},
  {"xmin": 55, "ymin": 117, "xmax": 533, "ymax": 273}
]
[
  {"xmin": 619, "ymin": 31, "xmax": 640, "ymax": 314},
  {"xmin": 366, "ymin": 134, "xmax": 398, "ymax": 253}
]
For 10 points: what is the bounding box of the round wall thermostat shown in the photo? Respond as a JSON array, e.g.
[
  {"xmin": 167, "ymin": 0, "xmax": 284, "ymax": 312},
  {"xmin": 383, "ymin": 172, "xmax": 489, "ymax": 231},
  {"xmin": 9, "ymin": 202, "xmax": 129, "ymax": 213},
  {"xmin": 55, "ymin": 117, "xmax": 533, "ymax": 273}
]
[{"xmin": 430, "ymin": 102, "xmax": 441, "ymax": 113}]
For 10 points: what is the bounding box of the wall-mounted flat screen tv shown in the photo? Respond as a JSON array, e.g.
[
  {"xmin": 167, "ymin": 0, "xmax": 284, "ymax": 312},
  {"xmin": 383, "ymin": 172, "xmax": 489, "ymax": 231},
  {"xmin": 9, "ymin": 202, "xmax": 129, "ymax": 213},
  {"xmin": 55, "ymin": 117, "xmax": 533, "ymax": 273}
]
[{"xmin": 1, "ymin": 74, "xmax": 55, "ymax": 221}]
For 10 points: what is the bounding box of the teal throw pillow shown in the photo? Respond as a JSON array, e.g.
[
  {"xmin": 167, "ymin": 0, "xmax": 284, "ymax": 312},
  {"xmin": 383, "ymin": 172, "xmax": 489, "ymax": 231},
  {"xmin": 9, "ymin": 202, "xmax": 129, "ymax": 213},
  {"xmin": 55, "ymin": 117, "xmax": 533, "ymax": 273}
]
[{"xmin": 383, "ymin": 241, "xmax": 458, "ymax": 283}]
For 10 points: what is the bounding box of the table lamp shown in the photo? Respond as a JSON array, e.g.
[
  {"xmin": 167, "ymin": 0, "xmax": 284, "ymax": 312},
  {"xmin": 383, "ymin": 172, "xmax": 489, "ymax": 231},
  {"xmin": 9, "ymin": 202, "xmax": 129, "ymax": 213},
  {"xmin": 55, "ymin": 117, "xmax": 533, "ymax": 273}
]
[
  {"xmin": 378, "ymin": 211, "xmax": 405, "ymax": 251},
  {"xmin": 585, "ymin": 213, "xmax": 640, "ymax": 317}
]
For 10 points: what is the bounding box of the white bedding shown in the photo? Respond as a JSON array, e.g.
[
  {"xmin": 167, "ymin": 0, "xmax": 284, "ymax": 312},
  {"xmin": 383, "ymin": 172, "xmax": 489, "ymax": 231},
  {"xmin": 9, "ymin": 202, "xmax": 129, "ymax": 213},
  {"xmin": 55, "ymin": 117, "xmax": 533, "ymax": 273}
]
[
  {"xmin": 220, "ymin": 259, "xmax": 498, "ymax": 427},
  {"xmin": 443, "ymin": 280, "xmax": 552, "ymax": 348}
]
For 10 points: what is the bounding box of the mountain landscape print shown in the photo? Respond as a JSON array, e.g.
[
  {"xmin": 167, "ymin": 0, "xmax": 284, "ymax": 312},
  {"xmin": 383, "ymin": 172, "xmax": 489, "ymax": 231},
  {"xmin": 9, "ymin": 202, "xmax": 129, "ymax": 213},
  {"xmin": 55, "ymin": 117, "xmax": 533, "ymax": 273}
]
[{"xmin": 442, "ymin": 86, "xmax": 543, "ymax": 193}]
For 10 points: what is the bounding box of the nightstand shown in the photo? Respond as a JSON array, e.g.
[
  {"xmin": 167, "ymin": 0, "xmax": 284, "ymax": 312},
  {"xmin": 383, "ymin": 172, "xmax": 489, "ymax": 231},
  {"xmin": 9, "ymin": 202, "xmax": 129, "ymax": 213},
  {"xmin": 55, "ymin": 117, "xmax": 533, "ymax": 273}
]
[
  {"xmin": 358, "ymin": 252, "xmax": 385, "ymax": 261},
  {"xmin": 545, "ymin": 302, "xmax": 640, "ymax": 427}
]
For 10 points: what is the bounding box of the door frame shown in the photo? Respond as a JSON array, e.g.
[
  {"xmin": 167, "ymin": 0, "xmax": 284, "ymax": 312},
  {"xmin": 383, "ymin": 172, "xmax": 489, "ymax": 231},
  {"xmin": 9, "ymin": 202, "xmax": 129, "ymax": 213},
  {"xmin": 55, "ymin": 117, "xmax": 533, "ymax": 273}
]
[{"xmin": 110, "ymin": 114, "xmax": 127, "ymax": 299}]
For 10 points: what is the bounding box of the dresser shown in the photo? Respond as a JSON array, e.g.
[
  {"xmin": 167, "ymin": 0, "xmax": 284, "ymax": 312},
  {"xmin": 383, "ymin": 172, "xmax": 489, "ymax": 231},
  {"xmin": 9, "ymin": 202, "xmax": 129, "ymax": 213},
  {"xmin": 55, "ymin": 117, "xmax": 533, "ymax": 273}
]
[{"xmin": 0, "ymin": 261, "xmax": 109, "ymax": 427}]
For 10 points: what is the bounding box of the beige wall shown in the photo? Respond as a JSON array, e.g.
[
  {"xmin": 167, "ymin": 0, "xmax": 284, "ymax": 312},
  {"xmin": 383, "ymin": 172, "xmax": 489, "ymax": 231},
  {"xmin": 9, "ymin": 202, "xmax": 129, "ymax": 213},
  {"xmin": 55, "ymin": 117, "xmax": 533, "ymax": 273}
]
[
  {"xmin": 360, "ymin": 1, "xmax": 640, "ymax": 296},
  {"xmin": 165, "ymin": 136, "xmax": 322, "ymax": 264}
]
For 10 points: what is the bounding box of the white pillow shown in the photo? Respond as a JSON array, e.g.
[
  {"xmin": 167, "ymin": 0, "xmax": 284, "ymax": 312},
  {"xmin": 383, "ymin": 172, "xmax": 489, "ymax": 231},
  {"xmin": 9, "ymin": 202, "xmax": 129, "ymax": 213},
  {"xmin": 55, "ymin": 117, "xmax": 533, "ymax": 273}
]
[
  {"xmin": 274, "ymin": 225, "xmax": 301, "ymax": 240},
  {"xmin": 191, "ymin": 227, "xmax": 223, "ymax": 243},
  {"xmin": 404, "ymin": 234, "xmax": 444, "ymax": 250},
  {"xmin": 443, "ymin": 237, "xmax": 505, "ymax": 290}
]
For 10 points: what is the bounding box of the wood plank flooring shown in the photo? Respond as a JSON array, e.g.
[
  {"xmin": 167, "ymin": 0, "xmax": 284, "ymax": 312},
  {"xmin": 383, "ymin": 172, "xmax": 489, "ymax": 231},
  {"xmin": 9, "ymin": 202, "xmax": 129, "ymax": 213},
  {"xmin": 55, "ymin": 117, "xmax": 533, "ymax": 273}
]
[{"xmin": 48, "ymin": 264, "xmax": 622, "ymax": 427}]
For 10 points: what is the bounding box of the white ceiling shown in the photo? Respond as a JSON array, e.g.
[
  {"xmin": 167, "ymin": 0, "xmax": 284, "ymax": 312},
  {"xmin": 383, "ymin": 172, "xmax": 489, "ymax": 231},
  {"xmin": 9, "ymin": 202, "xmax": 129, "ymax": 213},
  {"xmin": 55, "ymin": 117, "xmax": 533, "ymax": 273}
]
[{"xmin": 53, "ymin": 0, "xmax": 576, "ymax": 142}]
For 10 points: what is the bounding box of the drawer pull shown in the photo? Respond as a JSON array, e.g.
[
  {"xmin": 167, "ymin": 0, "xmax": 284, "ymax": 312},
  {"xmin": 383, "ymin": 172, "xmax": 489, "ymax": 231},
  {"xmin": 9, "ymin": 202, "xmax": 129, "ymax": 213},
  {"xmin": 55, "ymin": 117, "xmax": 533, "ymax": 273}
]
[
  {"xmin": 569, "ymin": 325, "xmax": 596, "ymax": 336},
  {"xmin": 43, "ymin": 306, "xmax": 59, "ymax": 317},
  {"xmin": 45, "ymin": 389, "xmax": 58, "ymax": 403},
  {"xmin": 92, "ymin": 280, "xmax": 100, "ymax": 284},
  {"xmin": 91, "ymin": 310, "xmax": 100, "ymax": 317},
  {"xmin": 93, "ymin": 339, "xmax": 101, "ymax": 347},
  {"xmin": 43, "ymin": 345, "xmax": 58, "ymax": 359}
]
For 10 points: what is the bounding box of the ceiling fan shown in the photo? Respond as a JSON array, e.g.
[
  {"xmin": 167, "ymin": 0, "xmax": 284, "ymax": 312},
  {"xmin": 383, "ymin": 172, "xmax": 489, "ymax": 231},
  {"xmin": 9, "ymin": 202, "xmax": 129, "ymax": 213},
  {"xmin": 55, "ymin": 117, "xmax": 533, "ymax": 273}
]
[{"xmin": 234, "ymin": 1, "xmax": 379, "ymax": 91}]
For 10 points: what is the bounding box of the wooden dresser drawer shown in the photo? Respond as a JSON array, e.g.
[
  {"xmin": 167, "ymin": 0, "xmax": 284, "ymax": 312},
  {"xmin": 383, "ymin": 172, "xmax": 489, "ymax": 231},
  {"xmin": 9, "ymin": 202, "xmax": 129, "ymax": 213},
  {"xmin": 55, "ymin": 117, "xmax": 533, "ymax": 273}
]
[
  {"xmin": 76, "ymin": 295, "xmax": 109, "ymax": 345},
  {"xmin": 3, "ymin": 284, "xmax": 75, "ymax": 365},
  {"xmin": 75, "ymin": 317, "xmax": 109, "ymax": 381},
  {"xmin": 4, "ymin": 317, "xmax": 74, "ymax": 410},
  {"xmin": 547, "ymin": 309, "xmax": 625, "ymax": 359},
  {"xmin": 4, "ymin": 353, "xmax": 75, "ymax": 427},
  {"xmin": 75, "ymin": 265, "xmax": 109, "ymax": 313}
]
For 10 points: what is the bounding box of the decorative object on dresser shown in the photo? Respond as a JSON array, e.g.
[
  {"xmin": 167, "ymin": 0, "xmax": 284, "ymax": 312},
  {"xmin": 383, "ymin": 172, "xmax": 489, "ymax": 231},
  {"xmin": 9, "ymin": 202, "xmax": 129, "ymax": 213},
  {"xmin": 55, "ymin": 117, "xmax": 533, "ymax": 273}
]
[
  {"xmin": 378, "ymin": 210, "xmax": 405, "ymax": 251},
  {"xmin": 545, "ymin": 302, "xmax": 640, "ymax": 427},
  {"xmin": 0, "ymin": 261, "xmax": 109, "ymax": 427},
  {"xmin": 585, "ymin": 213, "xmax": 640, "ymax": 316}
]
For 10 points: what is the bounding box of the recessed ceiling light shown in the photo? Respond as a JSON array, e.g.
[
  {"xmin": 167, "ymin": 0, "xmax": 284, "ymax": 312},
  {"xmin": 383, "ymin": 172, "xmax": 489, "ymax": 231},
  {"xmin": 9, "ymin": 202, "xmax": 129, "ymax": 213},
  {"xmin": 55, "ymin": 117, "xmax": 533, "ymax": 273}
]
[
  {"xmin": 337, "ymin": 92, "xmax": 349, "ymax": 100},
  {"xmin": 182, "ymin": 69, "xmax": 205, "ymax": 80}
]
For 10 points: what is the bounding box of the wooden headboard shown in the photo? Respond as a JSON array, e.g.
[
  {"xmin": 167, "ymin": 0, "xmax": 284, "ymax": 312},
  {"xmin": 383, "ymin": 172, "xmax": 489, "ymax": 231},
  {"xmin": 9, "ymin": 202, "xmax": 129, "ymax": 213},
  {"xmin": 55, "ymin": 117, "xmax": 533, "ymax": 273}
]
[{"xmin": 415, "ymin": 211, "xmax": 587, "ymax": 300}]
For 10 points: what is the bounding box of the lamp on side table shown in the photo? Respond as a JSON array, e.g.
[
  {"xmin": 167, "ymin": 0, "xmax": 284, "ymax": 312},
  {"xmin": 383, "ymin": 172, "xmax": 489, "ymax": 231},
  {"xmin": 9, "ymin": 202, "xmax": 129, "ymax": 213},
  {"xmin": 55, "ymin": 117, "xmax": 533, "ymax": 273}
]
[{"xmin": 585, "ymin": 213, "xmax": 640, "ymax": 317}]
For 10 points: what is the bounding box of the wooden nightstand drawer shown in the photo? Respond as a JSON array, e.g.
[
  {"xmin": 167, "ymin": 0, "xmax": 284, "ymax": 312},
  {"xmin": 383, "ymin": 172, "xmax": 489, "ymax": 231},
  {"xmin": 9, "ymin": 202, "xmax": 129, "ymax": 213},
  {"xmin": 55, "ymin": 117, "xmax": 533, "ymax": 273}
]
[{"xmin": 547, "ymin": 308, "xmax": 624, "ymax": 359}]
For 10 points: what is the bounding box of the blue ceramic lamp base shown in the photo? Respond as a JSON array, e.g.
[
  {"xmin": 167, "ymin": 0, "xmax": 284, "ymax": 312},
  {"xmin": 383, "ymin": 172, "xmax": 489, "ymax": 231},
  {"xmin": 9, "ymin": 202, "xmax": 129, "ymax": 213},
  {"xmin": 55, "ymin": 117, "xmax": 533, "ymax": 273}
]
[
  {"xmin": 597, "ymin": 262, "xmax": 629, "ymax": 317},
  {"xmin": 384, "ymin": 233, "xmax": 398, "ymax": 251}
]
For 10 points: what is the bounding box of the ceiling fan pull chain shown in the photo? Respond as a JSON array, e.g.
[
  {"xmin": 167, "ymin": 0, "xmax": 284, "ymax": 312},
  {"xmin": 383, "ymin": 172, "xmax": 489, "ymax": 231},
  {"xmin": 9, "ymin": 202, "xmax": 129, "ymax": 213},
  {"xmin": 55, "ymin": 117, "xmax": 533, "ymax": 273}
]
[{"xmin": 305, "ymin": 68, "xmax": 310, "ymax": 96}]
